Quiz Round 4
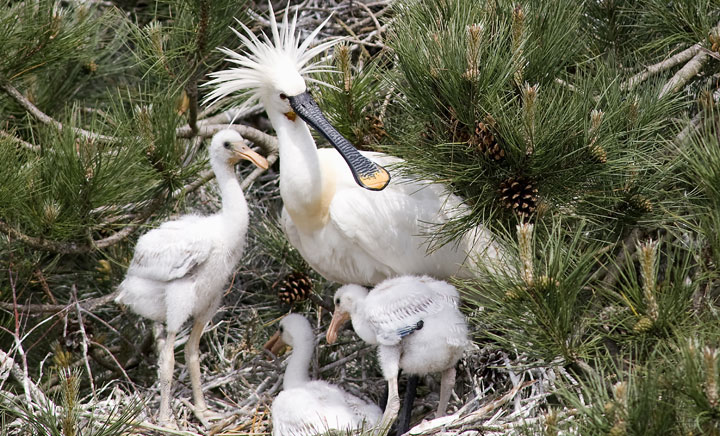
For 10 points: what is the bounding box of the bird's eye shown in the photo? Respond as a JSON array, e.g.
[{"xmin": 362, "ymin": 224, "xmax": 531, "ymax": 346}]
[
  {"xmin": 279, "ymin": 93, "xmax": 287, "ymax": 100},
  {"xmin": 279, "ymin": 326, "xmax": 284, "ymax": 333},
  {"xmin": 334, "ymin": 298, "xmax": 340, "ymax": 305},
  {"xmin": 223, "ymin": 141, "xmax": 231, "ymax": 149}
]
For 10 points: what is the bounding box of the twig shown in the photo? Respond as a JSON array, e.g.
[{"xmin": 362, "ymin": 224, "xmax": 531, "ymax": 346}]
[
  {"xmin": 659, "ymin": 51, "xmax": 710, "ymax": 98},
  {"xmin": 0, "ymin": 290, "xmax": 119, "ymax": 314},
  {"xmin": 72, "ymin": 285, "xmax": 96, "ymax": 399},
  {"xmin": 176, "ymin": 123, "xmax": 278, "ymax": 155},
  {"xmin": 0, "ymin": 194, "xmax": 163, "ymax": 254},
  {"xmin": 0, "ymin": 130, "xmax": 40, "ymax": 152},
  {"xmin": 1, "ymin": 83, "xmax": 118, "ymax": 143},
  {"xmin": 407, "ymin": 381, "xmax": 534, "ymax": 435},
  {"xmin": 623, "ymin": 43, "xmax": 702, "ymax": 91},
  {"xmin": 0, "ymin": 349, "xmax": 55, "ymax": 409},
  {"xmin": 659, "ymin": 21, "xmax": 720, "ymax": 98},
  {"xmin": 318, "ymin": 345, "xmax": 374, "ymax": 373},
  {"xmin": 355, "ymin": 1, "xmax": 384, "ymax": 44}
]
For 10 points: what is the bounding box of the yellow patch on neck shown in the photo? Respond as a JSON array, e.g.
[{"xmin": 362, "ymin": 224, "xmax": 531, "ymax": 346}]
[
  {"xmin": 284, "ymin": 110, "xmax": 297, "ymax": 122},
  {"xmin": 285, "ymin": 153, "xmax": 337, "ymax": 232}
]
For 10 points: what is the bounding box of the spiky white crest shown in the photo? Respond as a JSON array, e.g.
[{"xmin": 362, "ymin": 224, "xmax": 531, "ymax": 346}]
[{"xmin": 204, "ymin": 3, "xmax": 339, "ymax": 109}]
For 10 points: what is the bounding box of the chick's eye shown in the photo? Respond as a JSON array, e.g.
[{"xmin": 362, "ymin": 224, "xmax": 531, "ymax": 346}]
[
  {"xmin": 279, "ymin": 326, "xmax": 284, "ymax": 333},
  {"xmin": 223, "ymin": 141, "xmax": 231, "ymax": 149},
  {"xmin": 334, "ymin": 298, "xmax": 340, "ymax": 305},
  {"xmin": 279, "ymin": 93, "xmax": 287, "ymax": 100}
]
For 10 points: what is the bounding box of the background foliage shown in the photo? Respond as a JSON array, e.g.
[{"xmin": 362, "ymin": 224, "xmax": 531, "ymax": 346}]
[{"xmin": 1, "ymin": 0, "xmax": 720, "ymax": 434}]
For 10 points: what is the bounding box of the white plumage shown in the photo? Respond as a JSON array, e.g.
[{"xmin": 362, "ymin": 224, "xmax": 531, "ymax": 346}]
[
  {"xmin": 265, "ymin": 314, "xmax": 382, "ymax": 436},
  {"xmin": 327, "ymin": 276, "xmax": 469, "ymax": 430},
  {"xmin": 115, "ymin": 129, "xmax": 268, "ymax": 427},
  {"xmin": 205, "ymin": 4, "xmax": 502, "ymax": 287}
]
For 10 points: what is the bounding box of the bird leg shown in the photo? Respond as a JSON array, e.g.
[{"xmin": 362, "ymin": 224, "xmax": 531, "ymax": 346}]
[
  {"xmin": 396, "ymin": 374, "xmax": 418, "ymax": 435},
  {"xmin": 186, "ymin": 318, "xmax": 209, "ymax": 411},
  {"xmin": 377, "ymin": 376, "xmax": 400, "ymax": 436},
  {"xmin": 436, "ymin": 367, "xmax": 456, "ymax": 418},
  {"xmin": 185, "ymin": 317, "xmax": 223, "ymax": 426},
  {"xmin": 157, "ymin": 329, "xmax": 177, "ymax": 428}
]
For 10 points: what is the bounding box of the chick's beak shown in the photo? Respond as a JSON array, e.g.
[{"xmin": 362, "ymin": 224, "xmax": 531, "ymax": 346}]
[
  {"xmin": 263, "ymin": 331, "xmax": 287, "ymax": 357},
  {"xmin": 288, "ymin": 91, "xmax": 390, "ymax": 191},
  {"xmin": 326, "ymin": 309, "xmax": 351, "ymax": 344},
  {"xmin": 231, "ymin": 142, "xmax": 269, "ymax": 170}
]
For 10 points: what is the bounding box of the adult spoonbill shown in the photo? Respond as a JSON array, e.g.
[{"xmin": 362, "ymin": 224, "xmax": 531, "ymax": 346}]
[
  {"xmin": 204, "ymin": 4, "xmax": 503, "ymax": 287},
  {"xmin": 264, "ymin": 313, "xmax": 382, "ymax": 435},
  {"xmin": 115, "ymin": 130, "xmax": 268, "ymax": 427},
  {"xmin": 326, "ymin": 276, "xmax": 469, "ymax": 432}
]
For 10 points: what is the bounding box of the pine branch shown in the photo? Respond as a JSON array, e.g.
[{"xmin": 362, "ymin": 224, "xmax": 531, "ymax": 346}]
[
  {"xmin": 0, "ymin": 196, "xmax": 163, "ymax": 254},
  {"xmin": 0, "ymin": 130, "xmax": 40, "ymax": 152},
  {"xmin": 0, "ymin": 291, "xmax": 119, "ymax": 314},
  {"xmin": 659, "ymin": 51, "xmax": 711, "ymax": 98},
  {"xmin": 623, "ymin": 43, "xmax": 702, "ymax": 91},
  {"xmin": 1, "ymin": 129, "xmax": 275, "ymax": 255},
  {"xmin": 0, "ymin": 83, "xmax": 119, "ymax": 144},
  {"xmin": 176, "ymin": 123, "xmax": 279, "ymax": 155},
  {"xmin": 659, "ymin": 20, "xmax": 720, "ymax": 98}
]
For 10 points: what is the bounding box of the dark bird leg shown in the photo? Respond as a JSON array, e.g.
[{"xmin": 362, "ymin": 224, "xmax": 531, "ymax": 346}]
[{"xmin": 396, "ymin": 374, "xmax": 418, "ymax": 435}]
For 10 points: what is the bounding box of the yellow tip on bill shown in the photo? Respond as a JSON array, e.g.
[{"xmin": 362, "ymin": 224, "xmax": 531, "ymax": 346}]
[{"xmin": 359, "ymin": 166, "xmax": 391, "ymax": 191}]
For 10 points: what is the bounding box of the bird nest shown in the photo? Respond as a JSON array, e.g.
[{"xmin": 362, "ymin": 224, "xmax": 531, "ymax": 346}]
[{"xmin": 55, "ymin": 297, "xmax": 562, "ymax": 436}]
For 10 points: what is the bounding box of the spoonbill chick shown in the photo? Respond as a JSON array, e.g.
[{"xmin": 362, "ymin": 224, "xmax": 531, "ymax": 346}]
[
  {"xmin": 326, "ymin": 276, "xmax": 469, "ymax": 432},
  {"xmin": 115, "ymin": 129, "xmax": 268, "ymax": 427},
  {"xmin": 205, "ymin": 4, "xmax": 503, "ymax": 287},
  {"xmin": 265, "ymin": 313, "xmax": 382, "ymax": 436}
]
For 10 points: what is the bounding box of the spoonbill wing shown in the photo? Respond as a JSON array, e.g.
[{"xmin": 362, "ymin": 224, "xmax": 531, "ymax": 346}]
[
  {"xmin": 364, "ymin": 278, "xmax": 459, "ymax": 346},
  {"xmin": 126, "ymin": 216, "xmax": 213, "ymax": 282}
]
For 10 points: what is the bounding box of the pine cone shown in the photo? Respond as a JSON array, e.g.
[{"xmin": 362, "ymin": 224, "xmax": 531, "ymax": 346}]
[
  {"xmin": 498, "ymin": 176, "xmax": 538, "ymax": 217},
  {"xmin": 469, "ymin": 118, "xmax": 505, "ymax": 161},
  {"xmin": 628, "ymin": 194, "xmax": 653, "ymax": 213},
  {"xmin": 633, "ymin": 316, "xmax": 654, "ymax": 333},
  {"xmin": 588, "ymin": 143, "xmax": 607, "ymax": 164},
  {"xmin": 363, "ymin": 114, "xmax": 387, "ymax": 144},
  {"xmin": 277, "ymin": 272, "xmax": 313, "ymax": 304},
  {"xmin": 448, "ymin": 109, "xmax": 470, "ymax": 143}
]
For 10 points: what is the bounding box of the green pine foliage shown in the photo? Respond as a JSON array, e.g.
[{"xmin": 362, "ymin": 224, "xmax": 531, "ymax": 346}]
[
  {"xmin": 1, "ymin": 0, "xmax": 720, "ymax": 434},
  {"xmin": 313, "ymin": 44, "xmax": 390, "ymax": 150},
  {"xmin": 384, "ymin": 0, "xmax": 687, "ymax": 241}
]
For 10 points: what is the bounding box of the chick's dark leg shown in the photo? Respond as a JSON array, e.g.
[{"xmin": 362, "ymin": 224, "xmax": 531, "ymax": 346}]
[{"xmin": 396, "ymin": 374, "xmax": 418, "ymax": 435}]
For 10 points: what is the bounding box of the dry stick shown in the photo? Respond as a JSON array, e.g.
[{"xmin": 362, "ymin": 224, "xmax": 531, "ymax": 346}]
[
  {"xmin": 0, "ymin": 290, "xmax": 119, "ymax": 314},
  {"xmin": 659, "ymin": 51, "xmax": 711, "ymax": 98},
  {"xmin": 0, "ymin": 349, "xmax": 55, "ymax": 409},
  {"xmin": 71, "ymin": 285, "xmax": 96, "ymax": 399},
  {"xmin": 407, "ymin": 381, "xmax": 534, "ymax": 435},
  {"xmin": 318, "ymin": 346, "xmax": 373, "ymax": 373},
  {"xmin": 176, "ymin": 123, "xmax": 279, "ymax": 155},
  {"xmin": 0, "ymin": 195, "xmax": 163, "ymax": 254},
  {"xmin": 34, "ymin": 268, "xmax": 57, "ymax": 305},
  {"xmin": 675, "ymin": 111, "xmax": 704, "ymax": 145},
  {"xmin": 659, "ymin": 21, "xmax": 720, "ymax": 98},
  {"xmin": 0, "ymin": 130, "xmax": 40, "ymax": 152},
  {"xmin": 623, "ymin": 43, "xmax": 702, "ymax": 91},
  {"xmin": 88, "ymin": 341, "xmax": 133, "ymax": 383},
  {"xmin": 355, "ymin": 1, "xmax": 384, "ymax": 44},
  {"xmin": 1, "ymin": 83, "xmax": 118, "ymax": 143}
]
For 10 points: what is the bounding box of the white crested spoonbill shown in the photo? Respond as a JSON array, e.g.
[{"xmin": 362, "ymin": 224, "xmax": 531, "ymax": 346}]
[
  {"xmin": 115, "ymin": 129, "xmax": 268, "ymax": 427},
  {"xmin": 204, "ymin": 4, "xmax": 503, "ymax": 287},
  {"xmin": 265, "ymin": 313, "xmax": 382, "ymax": 435}
]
